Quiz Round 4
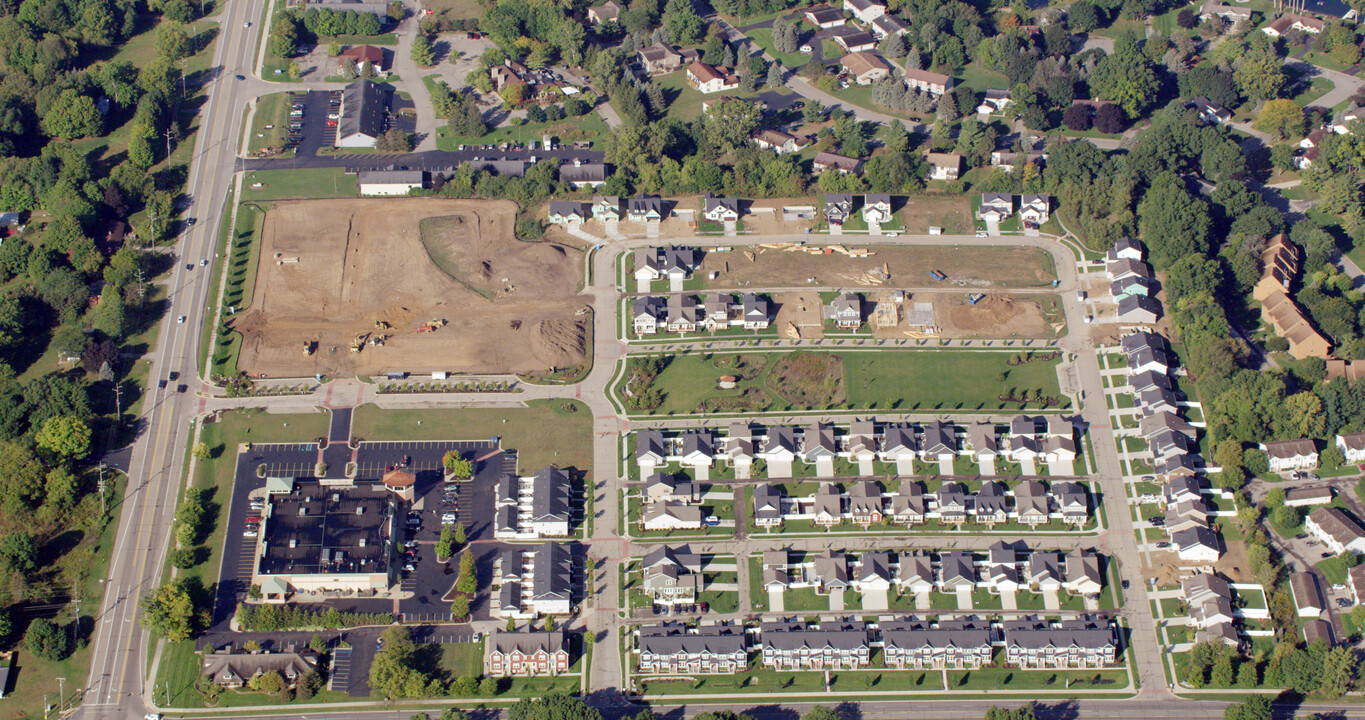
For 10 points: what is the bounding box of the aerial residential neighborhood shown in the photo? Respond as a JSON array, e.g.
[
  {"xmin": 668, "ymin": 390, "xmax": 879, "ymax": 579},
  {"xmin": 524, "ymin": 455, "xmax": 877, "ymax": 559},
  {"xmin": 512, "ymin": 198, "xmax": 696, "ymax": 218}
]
[{"xmin": 8, "ymin": 0, "xmax": 1365, "ymax": 719}]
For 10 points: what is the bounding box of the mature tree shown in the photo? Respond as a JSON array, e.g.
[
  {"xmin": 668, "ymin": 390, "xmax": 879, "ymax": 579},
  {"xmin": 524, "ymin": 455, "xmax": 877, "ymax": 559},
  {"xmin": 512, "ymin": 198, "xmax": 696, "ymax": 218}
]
[
  {"xmin": 1090, "ymin": 48, "xmax": 1159, "ymax": 118},
  {"xmin": 0, "ymin": 531, "xmax": 37, "ymax": 574},
  {"xmin": 411, "ymin": 34, "xmax": 437, "ymax": 66},
  {"xmin": 42, "ymin": 90, "xmax": 103, "ymax": 139},
  {"xmin": 269, "ymin": 16, "xmax": 300, "ymax": 57},
  {"xmin": 154, "ymin": 21, "xmax": 191, "ymax": 61},
  {"xmin": 1094, "ymin": 103, "xmax": 1126, "ymax": 133},
  {"xmin": 1063, "ymin": 104, "xmax": 1093, "ymax": 131},
  {"xmin": 703, "ymin": 98, "xmax": 762, "ymax": 152},
  {"xmin": 1255, "ymin": 98, "xmax": 1305, "ymax": 139},
  {"xmin": 802, "ymin": 707, "xmax": 841, "ymax": 720},
  {"xmin": 508, "ymin": 695, "xmax": 604, "ymax": 720},
  {"xmin": 1234, "ymin": 48, "xmax": 1286, "ymax": 100},
  {"xmin": 450, "ymin": 595, "xmax": 470, "ymax": 619},
  {"xmin": 35, "ymin": 415, "xmax": 92, "ymax": 464},
  {"xmin": 369, "ymin": 625, "xmax": 435, "ymax": 699},
  {"xmin": 1068, "ymin": 0, "xmax": 1100, "ymax": 31},
  {"xmin": 25, "ymin": 618, "xmax": 68, "ymax": 661},
  {"xmin": 0, "ymin": 441, "xmax": 47, "ymax": 513},
  {"xmin": 140, "ymin": 580, "xmax": 197, "ymax": 640},
  {"xmin": 1138, "ymin": 172, "xmax": 1212, "ymax": 269},
  {"xmin": 1223, "ymin": 696, "xmax": 1272, "ymax": 720},
  {"xmin": 663, "ymin": 0, "xmax": 704, "ymax": 44},
  {"xmin": 376, "ymin": 128, "xmax": 415, "ymax": 152}
]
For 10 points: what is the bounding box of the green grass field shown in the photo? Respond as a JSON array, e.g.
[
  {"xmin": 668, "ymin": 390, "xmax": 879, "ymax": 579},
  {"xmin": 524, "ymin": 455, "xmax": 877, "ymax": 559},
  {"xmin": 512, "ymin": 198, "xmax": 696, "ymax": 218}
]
[
  {"xmin": 435, "ymin": 108, "xmax": 611, "ymax": 151},
  {"xmin": 245, "ymin": 92, "xmax": 295, "ymax": 156},
  {"xmin": 241, "ymin": 168, "xmax": 359, "ymax": 201},
  {"xmin": 840, "ymin": 350, "xmax": 1066, "ymax": 410},
  {"xmin": 746, "ymin": 27, "xmax": 811, "ymax": 69},
  {"xmin": 350, "ymin": 399, "xmax": 593, "ymax": 474},
  {"xmin": 209, "ymin": 203, "xmax": 265, "ymax": 377},
  {"xmin": 440, "ymin": 641, "xmax": 485, "ymax": 676}
]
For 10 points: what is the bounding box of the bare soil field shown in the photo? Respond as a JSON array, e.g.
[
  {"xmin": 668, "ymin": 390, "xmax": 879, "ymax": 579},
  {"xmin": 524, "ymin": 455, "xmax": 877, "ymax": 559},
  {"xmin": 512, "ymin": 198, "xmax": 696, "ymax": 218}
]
[
  {"xmin": 231, "ymin": 198, "xmax": 588, "ymax": 378},
  {"xmin": 896, "ymin": 195, "xmax": 975, "ymax": 234},
  {"xmin": 698, "ymin": 245, "xmax": 1056, "ymax": 291}
]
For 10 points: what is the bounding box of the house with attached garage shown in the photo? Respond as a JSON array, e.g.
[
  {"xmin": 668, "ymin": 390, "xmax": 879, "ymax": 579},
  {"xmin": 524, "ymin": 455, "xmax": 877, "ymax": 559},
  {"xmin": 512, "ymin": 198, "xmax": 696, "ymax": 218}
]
[
  {"xmin": 978, "ymin": 193, "xmax": 1013, "ymax": 222},
  {"xmin": 587, "ymin": 0, "xmax": 622, "ymax": 23},
  {"xmin": 724, "ymin": 422, "xmax": 756, "ymax": 475},
  {"xmin": 644, "ymin": 473, "xmax": 699, "ymax": 505},
  {"xmin": 863, "ymin": 193, "xmax": 893, "ymax": 224},
  {"xmin": 921, "ymin": 421, "xmax": 956, "ymax": 463},
  {"xmin": 1338, "ymin": 432, "xmax": 1365, "ymax": 464},
  {"xmin": 1172, "ymin": 526, "xmax": 1222, "ymax": 562},
  {"xmin": 703, "ymin": 195, "xmax": 740, "ymax": 222},
  {"xmin": 761, "ymin": 426, "xmax": 799, "ymax": 466},
  {"xmin": 1137, "ymin": 387, "xmax": 1181, "ymax": 416},
  {"xmin": 641, "ymin": 545, "xmax": 704, "ymax": 604},
  {"xmin": 591, "ymin": 195, "xmax": 620, "ymax": 220},
  {"xmin": 1291, "ymin": 571, "xmax": 1326, "ymax": 618},
  {"xmin": 881, "ymin": 424, "xmax": 918, "ymax": 465},
  {"xmin": 1263, "ymin": 13, "xmax": 1325, "ymax": 36},
  {"xmin": 832, "ymin": 29, "xmax": 878, "ymax": 53},
  {"xmin": 753, "ymin": 128, "xmax": 807, "ymax": 154},
  {"xmin": 753, "ymin": 483, "xmax": 783, "ymax": 527},
  {"xmin": 636, "ymin": 429, "xmax": 666, "ymax": 472},
  {"xmin": 637, "ymin": 42, "xmax": 684, "ymax": 75},
  {"xmin": 1005, "ymin": 415, "xmax": 1041, "ymax": 463},
  {"xmin": 1064, "ymin": 549, "xmax": 1103, "ymax": 596},
  {"xmin": 1028, "ymin": 551, "xmax": 1063, "ymax": 592},
  {"xmin": 925, "ymin": 152, "xmax": 961, "ymax": 180},
  {"xmin": 938, "ymin": 551, "xmax": 976, "ymax": 591},
  {"xmin": 1014, "ymin": 480, "xmax": 1050, "ymax": 527},
  {"xmin": 1110, "ymin": 275, "xmax": 1155, "ymax": 301},
  {"xmin": 974, "ymin": 481, "xmax": 1008, "ymax": 526},
  {"xmin": 547, "ymin": 201, "xmax": 590, "ymax": 225},
  {"xmin": 811, "ymin": 482, "xmax": 844, "ymax": 526},
  {"xmin": 846, "ymin": 420, "xmax": 877, "ymax": 465},
  {"xmin": 1106, "ymin": 257, "xmax": 1151, "ymax": 283},
  {"xmin": 632, "ymin": 296, "xmax": 666, "ymax": 335},
  {"xmin": 1019, "ymin": 194, "xmax": 1050, "ymax": 224},
  {"xmin": 742, "ymin": 293, "xmax": 771, "ymax": 329},
  {"xmin": 967, "ymin": 422, "xmax": 999, "ymax": 469},
  {"xmin": 830, "ymin": 292, "xmax": 864, "ymax": 329},
  {"xmin": 1141, "ymin": 412, "xmax": 1196, "ymax": 441},
  {"xmin": 1189, "ymin": 96, "xmax": 1232, "ymax": 125},
  {"xmin": 634, "ymin": 247, "xmax": 696, "ymax": 283},
  {"xmin": 702, "ymin": 292, "xmax": 730, "ymax": 331},
  {"xmin": 1053, "ymin": 481, "xmax": 1090, "ymax": 525},
  {"xmin": 678, "ymin": 429, "xmax": 714, "ymax": 468},
  {"xmin": 840, "ymin": 51, "xmax": 893, "ymax": 85},
  {"xmin": 802, "ymin": 423, "xmax": 838, "ymax": 464},
  {"xmin": 665, "ymin": 294, "xmax": 700, "ymax": 333},
  {"xmin": 814, "ymin": 151, "xmax": 863, "ymax": 175},
  {"xmin": 976, "ymin": 88, "xmax": 1012, "ymax": 114},
  {"xmin": 1108, "ymin": 237, "xmax": 1144, "ymax": 262},
  {"xmin": 935, "ymin": 482, "xmax": 970, "ymax": 525},
  {"xmin": 1199, "ymin": 1, "xmax": 1252, "ymax": 22},
  {"xmin": 855, "ymin": 552, "xmax": 894, "ymax": 593},
  {"xmin": 891, "ymin": 482, "xmax": 926, "ymax": 525},
  {"xmin": 849, "ymin": 480, "xmax": 885, "ymax": 525},
  {"xmin": 628, "ymin": 195, "xmax": 665, "ymax": 222},
  {"xmin": 897, "ymin": 551, "xmax": 935, "ymax": 594},
  {"xmin": 825, "ymin": 193, "xmax": 854, "ymax": 225},
  {"xmin": 1116, "ymin": 295, "xmax": 1161, "ymax": 324},
  {"xmin": 1127, "ymin": 344, "xmax": 1173, "ymax": 375},
  {"xmin": 1260, "ymin": 438, "xmax": 1318, "ymax": 474}
]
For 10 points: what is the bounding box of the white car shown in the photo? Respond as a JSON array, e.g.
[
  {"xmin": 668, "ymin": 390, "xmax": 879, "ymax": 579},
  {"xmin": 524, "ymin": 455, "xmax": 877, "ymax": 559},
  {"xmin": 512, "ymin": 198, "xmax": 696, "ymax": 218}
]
[
  {"xmin": 243, "ymin": 530, "xmax": 258, "ymax": 538},
  {"xmin": 244, "ymin": 21, "xmax": 251, "ymax": 27},
  {"xmin": 177, "ymin": 315, "xmax": 186, "ymax": 323}
]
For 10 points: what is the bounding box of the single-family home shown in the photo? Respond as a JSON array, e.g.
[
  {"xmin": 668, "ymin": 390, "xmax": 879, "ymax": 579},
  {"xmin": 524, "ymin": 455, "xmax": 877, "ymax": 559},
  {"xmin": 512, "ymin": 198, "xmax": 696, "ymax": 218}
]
[
  {"xmin": 548, "ymin": 201, "xmax": 591, "ymax": 225},
  {"xmin": 753, "ymin": 129, "xmax": 807, "ymax": 154},
  {"xmin": 1116, "ymin": 295, "xmax": 1162, "ymax": 325},
  {"xmin": 891, "ymin": 482, "xmax": 926, "ymax": 526},
  {"xmin": 976, "ymin": 88, "xmax": 1012, "ymax": 114},
  {"xmin": 1199, "ymin": 1, "xmax": 1252, "ymax": 22},
  {"xmin": 848, "ymin": 480, "xmax": 884, "ymax": 525},
  {"xmin": 632, "ymin": 296, "xmax": 666, "ymax": 335},
  {"xmin": 1172, "ymin": 527, "xmax": 1222, "ymax": 562},
  {"xmin": 641, "ymin": 545, "xmax": 704, "ymax": 603},
  {"xmin": 935, "ymin": 482, "xmax": 969, "ymax": 525},
  {"xmin": 1019, "ymin": 194, "xmax": 1050, "ymax": 225},
  {"xmin": 843, "ymin": 0, "xmax": 886, "ymax": 22},
  {"xmin": 703, "ymin": 195, "xmax": 740, "ymax": 223},
  {"xmin": 753, "ymin": 483, "xmax": 783, "ymax": 527},
  {"xmin": 830, "ymin": 292, "xmax": 863, "ymax": 329},
  {"xmin": 644, "ymin": 473, "xmax": 700, "ymax": 505},
  {"xmin": 832, "ymin": 30, "xmax": 878, "ymax": 53},
  {"xmin": 1263, "ymin": 13, "xmax": 1325, "ymax": 36},
  {"xmin": 1014, "ymin": 480, "xmax": 1050, "ymax": 527},
  {"xmin": 862, "ymin": 193, "xmax": 893, "ymax": 224},
  {"xmin": 1260, "ymin": 438, "xmax": 1318, "ymax": 474},
  {"xmin": 628, "ymin": 195, "xmax": 666, "ymax": 222},
  {"xmin": 1106, "ymin": 257, "xmax": 1151, "ymax": 282},
  {"xmin": 802, "ymin": 423, "xmax": 838, "ymax": 464},
  {"xmin": 591, "ymin": 195, "xmax": 621, "ymax": 220},
  {"xmin": 925, "ymin": 152, "xmax": 961, "ymax": 181},
  {"xmin": 814, "ymin": 151, "xmax": 863, "ymax": 175},
  {"xmin": 1052, "ymin": 482, "xmax": 1089, "ymax": 525},
  {"xmin": 978, "ymin": 193, "xmax": 1013, "ymax": 222},
  {"xmin": 742, "ymin": 293, "xmax": 771, "ymax": 329},
  {"xmin": 881, "ymin": 424, "xmax": 918, "ymax": 465},
  {"xmin": 1108, "ymin": 237, "xmax": 1144, "ymax": 262},
  {"xmin": 826, "ymin": 193, "xmax": 854, "ymax": 225},
  {"xmin": 870, "ymin": 14, "xmax": 909, "ymax": 38},
  {"xmin": 1189, "ymin": 96, "xmax": 1232, "ymax": 125},
  {"xmin": 975, "ymin": 481, "xmax": 1008, "ymax": 525},
  {"xmin": 588, "ymin": 0, "xmax": 622, "ymax": 24},
  {"xmin": 841, "ymin": 52, "xmax": 893, "ymax": 85},
  {"xmin": 811, "ymin": 482, "xmax": 843, "ymax": 526},
  {"xmin": 803, "ymin": 5, "xmax": 847, "ymax": 28},
  {"xmin": 938, "ymin": 551, "xmax": 975, "ymax": 590},
  {"xmin": 638, "ymin": 42, "xmax": 684, "ymax": 75}
]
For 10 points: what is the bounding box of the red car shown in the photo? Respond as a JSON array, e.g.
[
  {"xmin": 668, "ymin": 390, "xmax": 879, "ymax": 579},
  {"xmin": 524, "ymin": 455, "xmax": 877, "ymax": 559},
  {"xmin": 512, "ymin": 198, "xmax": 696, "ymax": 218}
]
[
  {"xmin": 326, "ymin": 120, "xmax": 338, "ymax": 127},
  {"xmin": 245, "ymin": 515, "xmax": 263, "ymax": 523}
]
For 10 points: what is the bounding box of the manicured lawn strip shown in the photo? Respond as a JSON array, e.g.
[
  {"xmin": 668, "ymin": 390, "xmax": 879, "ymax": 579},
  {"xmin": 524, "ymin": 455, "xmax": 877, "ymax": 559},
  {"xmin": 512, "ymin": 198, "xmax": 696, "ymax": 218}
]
[
  {"xmin": 198, "ymin": 188, "xmax": 236, "ymax": 372},
  {"xmin": 211, "ymin": 203, "xmax": 264, "ymax": 376},
  {"xmin": 435, "ymin": 110, "xmax": 611, "ymax": 151},
  {"xmin": 946, "ymin": 667, "xmax": 1128, "ymax": 690},
  {"xmin": 841, "ymin": 350, "xmax": 1066, "ymax": 411},
  {"xmin": 350, "ymin": 400, "xmax": 593, "ymax": 475},
  {"xmin": 625, "ymin": 495, "xmax": 736, "ymax": 537},
  {"xmin": 746, "ymin": 27, "xmax": 810, "ymax": 68},
  {"xmin": 440, "ymin": 641, "xmax": 485, "ymax": 676},
  {"xmin": 1318, "ymin": 555, "xmax": 1350, "ymax": 585},
  {"xmin": 783, "ymin": 586, "xmax": 831, "ymax": 611},
  {"xmin": 241, "ymin": 168, "xmax": 359, "ymax": 201},
  {"xmin": 749, "ymin": 555, "xmax": 769, "ymax": 611},
  {"xmin": 246, "ymin": 92, "xmax": 292, "ymax": 155},
  {"xmin": 155, "ymin": 638, "xmax": 352, "ymax": 707}
]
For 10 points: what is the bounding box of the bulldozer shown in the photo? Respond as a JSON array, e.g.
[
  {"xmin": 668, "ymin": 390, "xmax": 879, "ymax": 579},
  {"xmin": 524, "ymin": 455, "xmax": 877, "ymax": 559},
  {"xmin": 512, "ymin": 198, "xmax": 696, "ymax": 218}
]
[
  {"xmin": 302, "ymin": 340, "xmax": 316, "ymax": 356},
  {"xmin": 350, "ymin": 333, "xmax": 369, "ymax": 353},
  {"xmin": 374, "ymin": 320, "xmax": 391, "ymax": 330}
]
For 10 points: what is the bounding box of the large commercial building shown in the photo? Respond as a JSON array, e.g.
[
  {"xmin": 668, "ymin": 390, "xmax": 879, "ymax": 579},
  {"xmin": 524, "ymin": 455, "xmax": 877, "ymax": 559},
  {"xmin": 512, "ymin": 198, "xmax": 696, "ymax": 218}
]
[{"xmin": 253, "ymin": 477, "xmax": 400, "ymax": 599}]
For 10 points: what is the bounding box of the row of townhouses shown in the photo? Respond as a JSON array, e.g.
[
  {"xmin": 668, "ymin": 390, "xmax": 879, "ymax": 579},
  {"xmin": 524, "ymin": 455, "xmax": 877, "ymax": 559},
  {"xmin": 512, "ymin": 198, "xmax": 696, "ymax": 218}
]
[
  {"xmin": 635, "ymin": 417, "xmax": 1080, "ymax": 479},
  {"xmin": 483, "ymin": 630, "xmax": 573, "ymax": 676},
  {"xmin": 1157, "ymin": 476, "xmax": 1221, "ymax": 563},
  {"xmin": 494, "ymin": 466, "xmax": 574, "ymax": 539},
  {"xmin": 976, "ymin": 193, "xmax": 1051, "ymax": 227},
  {"xmin": 824, "ymin": 193, "xmax": 895, "ymax": 226},
  {"xmin": 634, "ymin": 615, "xmax": 1117, "ymax": 674},
  {"xmin": 632, "ymin": 293, "xmax": 772, "ymax": 335},
  {"xmin": 1106, "ymin": 238, "xmax": 1162, "ymax": 325},
  {"xmin": 750, "ymin": 478, "xmax": 1090, "ymax": 529},
  {"xmin": 548, "ymin": 195, "xmax": 666, "ymax": 225},
  {"xmin": 759, "ymin": 544, "xmax": 1104, "ymax": 599}
]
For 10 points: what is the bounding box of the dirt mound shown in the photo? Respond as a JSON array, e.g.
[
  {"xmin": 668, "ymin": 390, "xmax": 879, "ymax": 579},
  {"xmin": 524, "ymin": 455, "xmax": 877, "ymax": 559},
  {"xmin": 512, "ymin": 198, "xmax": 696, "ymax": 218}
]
[
  {"xmin": 530, "ymin": 318, "xmax": 587, "ymax": 367},
  {"xmin": 950, "ymin": 296, "xmax": 1020, "ymax": 331}
]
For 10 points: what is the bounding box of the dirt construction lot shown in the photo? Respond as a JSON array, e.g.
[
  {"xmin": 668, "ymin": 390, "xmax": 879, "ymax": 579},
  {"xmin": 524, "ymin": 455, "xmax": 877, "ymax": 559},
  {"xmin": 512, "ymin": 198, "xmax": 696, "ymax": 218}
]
[
  {"xmin": 697, "ymin": 245, "xmax": 1057, "ymax": 291},
  {"xmin": 232, "ymin": 199, "xmax": 588, "ymax": 377}
]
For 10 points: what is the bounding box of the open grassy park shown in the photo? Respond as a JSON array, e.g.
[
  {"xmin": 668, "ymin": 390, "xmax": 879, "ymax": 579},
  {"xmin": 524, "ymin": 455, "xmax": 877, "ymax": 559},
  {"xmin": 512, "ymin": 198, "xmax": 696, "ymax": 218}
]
[{"xmin": 618, "ymin": 349, "xmax": 1066, "ymax": 416}]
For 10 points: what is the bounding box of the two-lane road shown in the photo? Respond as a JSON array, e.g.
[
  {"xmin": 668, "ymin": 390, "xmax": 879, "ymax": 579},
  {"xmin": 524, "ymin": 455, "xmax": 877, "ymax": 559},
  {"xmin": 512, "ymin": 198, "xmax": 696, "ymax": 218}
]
[{"xmin": 79, "ymin": 2, "xmax": 267, "ymax": 718}]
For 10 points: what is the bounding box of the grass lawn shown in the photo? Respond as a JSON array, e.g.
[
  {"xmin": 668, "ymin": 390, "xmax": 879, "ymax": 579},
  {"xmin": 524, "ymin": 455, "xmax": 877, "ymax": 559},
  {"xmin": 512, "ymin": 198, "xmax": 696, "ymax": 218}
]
[
  {"xmin": 350, "ymin": 399, "xmax": 593, "ymax": 474},
  {"xmin": 241, "ymin": 168, "xmax": 358, "ymax": 201},
  {"xmin": 653, "ymin": 69, "xmax": 792, "ymax": 121},
  {"xmin": 783, "ymin": 586, "xmax": 831, "ymax": 612},
  {"xmin": 749, "ymin": 556, "xmax": 769, "ymax": 611},
  {"xmin": 1317, "ymin": 555, "xmax": 1351, "ymax": 585},
  {"xmin": 1294, "ymin": 77, "xmax": 1335, "ymax": 107},
  {"xmin": 436, "ymin": 108, "xmax": 611, "ymax": 151},
  {"xmin": 746, "ymin": 27, "xmax": 811, "ymax": 68},
  {"xmin": 198, "ymin": 189, "xmax": 236, "ymax": 373},
  {"xmin": 209, "ymin": 203, "xmax": 264, "ymax": 377},
  {"xmin": 245, "ymin": 92, "xmax": 294, "ymax": 156},
  {"xmin": 440, "ymin": 641, "xmax": 484, "ymax": 676},
  {"xmin": 842, "ymin": 350, "xmax": 1066, "ymax": 411},
  {"xmin": 954, "ymin": 62, "xmax": 1010, "ymax": 93},
  {"xmin": 947, "ymin": 667, "xmax": 1128, "ymax": 690}
]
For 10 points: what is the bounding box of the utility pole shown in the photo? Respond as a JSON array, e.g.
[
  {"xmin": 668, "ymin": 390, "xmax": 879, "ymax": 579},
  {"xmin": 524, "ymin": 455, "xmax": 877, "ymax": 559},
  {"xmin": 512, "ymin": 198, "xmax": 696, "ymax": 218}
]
[
  {"xmin": 165, "ymin": 128, "xmax": 175, "ymax": 162},
  {"xmin": 98, "ymin": 462, "xmax": 107, "ymax": 515},
  {"xmin": 55, "ymin": 677, "xmax": 65, "ymax": 712}
]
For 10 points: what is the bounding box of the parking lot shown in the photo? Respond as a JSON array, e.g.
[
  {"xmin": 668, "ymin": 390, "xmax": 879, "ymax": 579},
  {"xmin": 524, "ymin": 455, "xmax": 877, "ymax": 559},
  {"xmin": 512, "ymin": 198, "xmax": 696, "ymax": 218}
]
[{"xmin": 284, "ymin": 89, "xmax": 341, "ymax": 157}]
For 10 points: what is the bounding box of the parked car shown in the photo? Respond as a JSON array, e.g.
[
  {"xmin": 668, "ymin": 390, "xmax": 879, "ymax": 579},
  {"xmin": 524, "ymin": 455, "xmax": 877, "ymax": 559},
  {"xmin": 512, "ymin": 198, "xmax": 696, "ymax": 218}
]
[
  {"xmin": 1322, "ymin": 552, "xmax": 1334, "ymax": 559},
  {"xmin": 702, "ymin": 515, "xmax": 720, "ymax": 526},
  {"xmin": 243, "ymin": 530, "xmax": 258, "ymax": 538},
  {"xmin": 246, "ymin": 515, "xmax": 262, "ymax": 523}
]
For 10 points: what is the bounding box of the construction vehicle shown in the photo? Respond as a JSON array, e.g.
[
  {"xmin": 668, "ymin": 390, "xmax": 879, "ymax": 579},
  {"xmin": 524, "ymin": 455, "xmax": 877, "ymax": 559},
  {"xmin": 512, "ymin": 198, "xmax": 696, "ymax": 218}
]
[
  {"xmin": 415, "ymin": 318, "xmax": 447, "ymax": 333},
  {"xmin": 928, "ymin": 270, "xmax": 947, "ymax": 282},
  {"xmin": 350, "ymin": 333, "xmax": 368, "ymax": 352},
  {"xmin": 968, "ymin": 293, "xmax": 986, "ymax": 305},
  {"xmin": 302, "ymin": 340, "xmax": 315, "ymax": 356},
  {"xmin": 375, "ymin": 320, "xmax": 391, "ymax": 330}
]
